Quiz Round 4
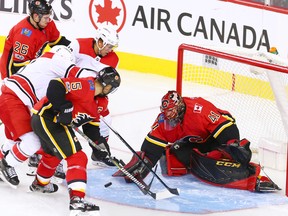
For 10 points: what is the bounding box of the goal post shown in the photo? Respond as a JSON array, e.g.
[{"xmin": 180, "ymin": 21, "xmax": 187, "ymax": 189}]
[{"xmin": 176, "ymin": 43, "xmax": 288, "ymax": 196}]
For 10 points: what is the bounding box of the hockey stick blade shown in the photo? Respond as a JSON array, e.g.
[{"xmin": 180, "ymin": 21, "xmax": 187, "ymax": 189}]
[
  {"xmin": 113, "ymin": 161, "xmax": 157, "ymax": 199},
  {"xmin": 71, "ymin": 124, "xmax": 157, "ymax": 199},
  {"xmin": 134, "ymin": 173, "xmax": 177, "ymax": 200},
  {"xmin": 100, "ymin": 116, "xmax": 180, "ymax": 197},
  {"xmin": 147, "ymin": 164, "xmax": 179, "ymax": 198},
  {"xmin": 155, "ymin": 189, "xmax": 180, "ymax": 200}
]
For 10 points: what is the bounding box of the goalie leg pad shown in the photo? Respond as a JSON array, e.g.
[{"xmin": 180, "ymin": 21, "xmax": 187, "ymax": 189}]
[
  {"xmin": 190, "ymin": 149, "xmax": 260, "ymax": 190},
  {"xmin": 160, "ymin": 147, "xmax": 188, "ymax": 176},
  {"xmin": 112, "ymin": 151, "xmax": 152, "ymax": 183}
]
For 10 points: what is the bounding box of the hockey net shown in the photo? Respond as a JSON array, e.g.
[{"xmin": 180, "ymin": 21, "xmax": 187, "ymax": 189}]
[{"xmin": 176, "ymin": 44, "xmax": 288, "ymax": 195}]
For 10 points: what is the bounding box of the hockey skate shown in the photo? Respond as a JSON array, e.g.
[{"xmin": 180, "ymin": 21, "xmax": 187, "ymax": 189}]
[
  {"xmin": 27, "ymin": 153, "xmax": 41, "ymax": 176},
  {"xmin": 52, "ymin": 162, "xmax": 66, "ymax": 182},
  {"xmin": 0, "ymin": 158, "xmax": 19, "ymax": 189},
  {"xmin": 255, "ymin": 176, "xmax": 281, "ymax": 192},
  {"xmin": 27, "ymin": 154, "xmax": 66, "ymax": 182},
  {"xmin": 69, "ymin": 196, "xmax": 100, "ymax": 216},
  {"xmin": 29, "ymin": 179, "xmax": 58, "ymax": 193},
  {"xmin": 91, "ymin": 151, "xmax": 116, "ymax": 167}
]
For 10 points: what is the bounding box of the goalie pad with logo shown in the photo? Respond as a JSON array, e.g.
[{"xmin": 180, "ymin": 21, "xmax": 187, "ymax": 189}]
[
  {"xmin": 190, "ymin": 148, "xmax": 260, "ymax": 191},
  {"xmin": 112, "ymin": 151, "xmax": 153, "ymax": 183}
]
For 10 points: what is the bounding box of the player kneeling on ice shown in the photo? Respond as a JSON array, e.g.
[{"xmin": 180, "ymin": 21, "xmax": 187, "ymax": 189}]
[
  {"xmin": 30, "ymin": 67, "xmax": 121, "ymax": 216},
  {"xmin": 113, "ymin": 90, "xmax": 280, "ymax": 192}
]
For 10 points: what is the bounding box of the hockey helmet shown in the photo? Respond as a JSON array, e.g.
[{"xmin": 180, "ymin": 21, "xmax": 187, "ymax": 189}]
[
  {"xmin": 95, "ymin": 25, "xmax": 119, "ymax": 48},
  {"xmin": 29, "ymin": 0, "xmax": 52, "ymax": 15},
  {"xmin": 161, "ymin": 90, "xmax": 186, "ymax": 123},
  {"xmin": 97, "ymin": 67, "xmax": 121, "ymax": 95},
  {"xmin": 50, "ymin": 45, "xmax": 75, "ymax": 63}
]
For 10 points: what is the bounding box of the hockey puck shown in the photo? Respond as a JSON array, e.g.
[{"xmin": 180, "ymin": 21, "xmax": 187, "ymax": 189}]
[{"xmin": 104, "ymin": 182, "xmax": 112, "ymax": 188}]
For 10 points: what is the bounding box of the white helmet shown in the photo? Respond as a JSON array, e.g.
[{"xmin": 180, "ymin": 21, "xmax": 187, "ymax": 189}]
[
  {"xmin": 50, "ymin": 45, "xmax": 75, "ymax": 63},
  {"xmin": 95, "ymin": 25, "xmax": 119, "ymax": 48}
]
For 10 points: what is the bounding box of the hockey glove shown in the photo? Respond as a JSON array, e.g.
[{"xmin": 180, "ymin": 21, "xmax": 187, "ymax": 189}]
[
  {"xmin": 112, "ymin": 151, "xmax": 153, "ymax": 183},
  {"xmin": 169, "ymin": 139, "xmax": 187, "ymax": 153},
  {"xmin": 72, "ymin": 113, "xmax": 95, "ymax": 127},
  {"xmin": 56, "ymin": 102, "xmax": 73, "ymax": 125},
  {"xmin": 224, "ymin": 138, "xmax": 252, "ymax": 165}
]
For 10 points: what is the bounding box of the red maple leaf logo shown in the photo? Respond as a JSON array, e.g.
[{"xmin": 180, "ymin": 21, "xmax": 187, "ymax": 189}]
[{"xmin": 95, "ymin": 0, "xmax": 121, "ymax": 25}]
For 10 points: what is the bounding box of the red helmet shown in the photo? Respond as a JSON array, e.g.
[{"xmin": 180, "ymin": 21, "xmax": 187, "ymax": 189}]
[{"xmin": 160, "ymin": 91, "xmax": 185, "ymax": 121}]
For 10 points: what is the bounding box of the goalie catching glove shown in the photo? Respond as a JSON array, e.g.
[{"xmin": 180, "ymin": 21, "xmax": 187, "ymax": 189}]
[
  {"xmin": 223, "ymin": 138, "xmax": 252, "ymax": 166},
  {"xmin": 112, "ymin": 151, "xmax": 153, "ymax": 183}
]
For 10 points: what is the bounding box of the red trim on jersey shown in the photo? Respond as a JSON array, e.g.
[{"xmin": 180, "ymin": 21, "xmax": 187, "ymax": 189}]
[
  {"xmin": 77, "ymin": 38, "xmax": 96, "ymax": 58},
  {"xmin": 11, "ymin": 143, "xmax": 29, "ymax": 162},
  {"xmin": 66, "ymin": 66, "xmax": 84, "ymax": 78},
  {"xmin": 7, "ymin": 74, "xmax": 38, "ymax": 104},
  {"xmin": 41, "ymin": 52, "xmax": 55, "ymax": 59}
]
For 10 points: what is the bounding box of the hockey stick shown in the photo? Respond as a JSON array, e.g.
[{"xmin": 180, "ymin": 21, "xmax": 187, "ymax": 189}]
[
  {"xmin": 100, "ymin": 116, "xmax": 180, "ymax": 197},
  {"xmin": 71, "ymin": 124, "xmax": 158, "ymax": 199}
]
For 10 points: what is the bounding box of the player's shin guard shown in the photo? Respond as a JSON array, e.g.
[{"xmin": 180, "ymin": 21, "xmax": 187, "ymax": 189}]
[
  {"xmin": 112, "ymin": 151, "xmax": 152, "ymax": 183},
  {"xmin": 66, "ymin": 150, "xmax": 88, "ymax": 199},
  {"xmin": 36, "ymin": 153, "xmax": 61, "ymax": 182}
]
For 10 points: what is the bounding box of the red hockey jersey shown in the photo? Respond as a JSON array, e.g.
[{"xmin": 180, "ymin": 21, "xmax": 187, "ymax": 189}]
[
  {"xmin": 147, "ymin": 97, "xmax": 236, "ymax": 147},
  {"xmin": 0, "ymin": 17, "xmax": 61, "ymax": 79},
  {"xmin": 32, "ymin": 76, "xmax": 105, "ymax": 126}
]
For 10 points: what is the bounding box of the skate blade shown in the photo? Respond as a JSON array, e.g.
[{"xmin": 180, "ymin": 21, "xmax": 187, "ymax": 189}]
[
  {"xmin": 91, "ymin": 161, "xmax": 114, "ymax": 168},
  {"xmin": 26, "ymin": 166, "xmax": 36, "ymax": 176},
  {"xmin": 51, "ymin": 176, "xmax": 64, "ymax": 184},
  {"xmin": 69, "ymin": 210, "xmax": 101, "ymax": 216},
  {"xmin": 257, "ymin": 187, "xmax": 282, "ymax": 192}
]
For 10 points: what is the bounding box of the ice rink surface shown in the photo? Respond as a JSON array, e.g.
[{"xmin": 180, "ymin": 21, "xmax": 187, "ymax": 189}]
[{"xmin": 0, "ymin": 69, "xmax": 288, "ymax": 216}]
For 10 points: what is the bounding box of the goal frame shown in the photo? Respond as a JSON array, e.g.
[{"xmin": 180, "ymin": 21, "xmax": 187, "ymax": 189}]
[{"xmin": 176, "ymin": 43, "xmax": 288, "ymax": 196}]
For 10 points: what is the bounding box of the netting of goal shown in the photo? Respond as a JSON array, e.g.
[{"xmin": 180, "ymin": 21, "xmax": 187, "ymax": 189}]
[{"xmin": 176, "ymin": 43, "xmax": 288, "ymax": 195}]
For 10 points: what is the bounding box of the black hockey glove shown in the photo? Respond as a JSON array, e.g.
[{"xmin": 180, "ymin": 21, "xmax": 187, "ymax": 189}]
[
  {"xmin": 170, "ymin": 139, "xmax": 188, "ymax": 153},
  {"xmin": 56, "ymin": 102, "xmax": 73, "ymax": 125},
  {"xmin": 224, "ymin": 138, "xmax": 252, "ymax": 165}
]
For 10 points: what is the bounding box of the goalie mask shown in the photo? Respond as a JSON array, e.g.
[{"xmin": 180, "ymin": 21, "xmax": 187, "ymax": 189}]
[
  {"xmin": 97, "ymin": 67, "xmax": 121, "ymax": 96},
  {"xmin": 160, "ymin": 91, "xmax": 186, "ymax": 130},
  {"xmin": 29, "ymin": 0, "xmax": 52, "ymax": 16}
]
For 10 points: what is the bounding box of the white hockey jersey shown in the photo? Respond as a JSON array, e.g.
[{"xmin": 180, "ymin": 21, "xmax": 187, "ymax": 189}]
[{"xmin": 3, "ymin": 51, "xmax": 96, "ymax": 110}]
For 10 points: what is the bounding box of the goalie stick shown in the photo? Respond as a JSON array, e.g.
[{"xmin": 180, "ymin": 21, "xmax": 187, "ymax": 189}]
[
  {"xmin": 71, "ymin": 124, "xmax": 168, "ymax": 200},
  {"xmin": 100, "ymin": 116, "xmax": 180, "ymax": 197}
]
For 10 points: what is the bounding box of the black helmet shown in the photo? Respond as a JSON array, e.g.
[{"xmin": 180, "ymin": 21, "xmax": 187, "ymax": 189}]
[
  {"xmin": 29, "ymin": 0, "xmax": 52, "ymax": 15},
  {"xmin": 97, "ymin": 67, "xmax": 121, "ymax": 95}
]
